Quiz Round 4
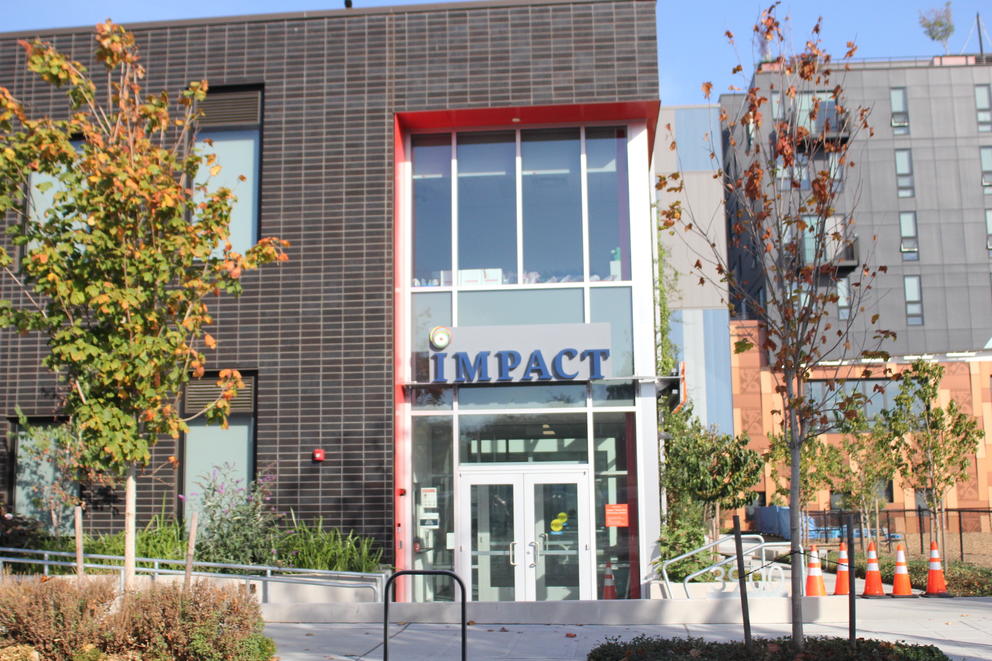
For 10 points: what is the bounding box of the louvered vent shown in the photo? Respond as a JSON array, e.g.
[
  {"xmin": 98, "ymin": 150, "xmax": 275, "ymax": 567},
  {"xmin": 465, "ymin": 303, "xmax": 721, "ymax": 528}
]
[
  {"xmin": 199, "ymin": 90, "xmax": 261, "ymax": 127},
  {"xmin": 184, "ymin": 375, "xmax": 255, "ymax": 415}
]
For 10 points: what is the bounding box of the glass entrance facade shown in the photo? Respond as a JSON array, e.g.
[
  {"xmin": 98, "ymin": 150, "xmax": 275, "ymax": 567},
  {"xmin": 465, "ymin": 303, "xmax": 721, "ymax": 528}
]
[{"xmin": 403, "ymin": 121, "xmax": 655, "ymax": 602}]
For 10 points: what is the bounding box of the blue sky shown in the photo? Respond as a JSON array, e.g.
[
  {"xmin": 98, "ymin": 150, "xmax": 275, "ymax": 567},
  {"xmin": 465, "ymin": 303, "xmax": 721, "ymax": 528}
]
[{"xmin": 5, "ymin": 0, "xmax": 992, "ymax": 105}]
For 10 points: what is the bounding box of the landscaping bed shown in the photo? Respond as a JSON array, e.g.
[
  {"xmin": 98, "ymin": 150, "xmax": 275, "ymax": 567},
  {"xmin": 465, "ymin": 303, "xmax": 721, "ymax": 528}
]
[
  {"xmin": 845, "ymin": 557, "xmax": 992, "ymax": 597},
  {"xmin": 587, "ymin": 635, "xmax": 949, "ymax": 660}
]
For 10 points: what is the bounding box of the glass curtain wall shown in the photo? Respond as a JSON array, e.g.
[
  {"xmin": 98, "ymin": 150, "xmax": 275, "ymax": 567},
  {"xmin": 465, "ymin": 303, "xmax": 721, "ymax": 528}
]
[{"xmin": 408, "ymin": 125, "xmax": 639, "ymax": 600}]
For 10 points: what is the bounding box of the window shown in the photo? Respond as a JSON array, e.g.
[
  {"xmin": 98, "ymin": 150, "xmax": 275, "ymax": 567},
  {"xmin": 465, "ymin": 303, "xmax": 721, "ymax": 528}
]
[
  {"xmin": 976, "ymin": 85, "xmax": 992, "ymax": 133},
  {"xmin": 181, "ymin": 376, "xmax": 256, "ymax": 517},
  {"xmin": 890, "ymin": 88, "xmax": 909, "ymax": 135},
  {"xmin": 13, "ymin": 422, "xmax": 76, "ymax": 533},
  {"xmin": 895, "ymin": 149, "xmax": 914, "ymax": 197},
  {"xmin": 837, "ymin": 277, "xmax": 851, "ymax": 320},
  {"xmin": 904, "ymin": 275, "xmax": 923, "ymax": 325},
  {"xmin": 195, "ymin": 89, "xmax": 261, "ymax": 256},
  {"xmin": 982, "ymin": 146, "xmax": 992, "ymax": 195},
  {"xmin": 899, "ymin": 211, "xmax": 919, "ymax": 261},
  {"xmin": 412, "ymin": 127, "xmax": 632, "ymax": 288},
  {"xmin": 986, "ymin": 210, "xmax": 992, "ymax": 257},
  {"xmin": 412, "ymin": 135, "xmax": 452, "ymax": 286}
]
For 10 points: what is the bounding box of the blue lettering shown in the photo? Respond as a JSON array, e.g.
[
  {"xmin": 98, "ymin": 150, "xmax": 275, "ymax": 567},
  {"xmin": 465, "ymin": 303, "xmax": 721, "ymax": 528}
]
[
  {"xmin": 431, "ymin": 352, "xmax": 447, "ymax": 383},
  {"xmin": 580, "ymin": 349, "xmax": 610, "ymax": 380},
  {"xmin": 453, "ymin": 351, "xmax": 491, "ymax": 383},
  {"xmin": 495, "ymin": 350, "xmax": 521, "ymax": 381},
  {"xmin": 521, "ymin": 350, "xmax": 552, "ymax": 381},
  {"xmin": 551, "ymin": 348, "xmax": 579, "ymax": 380}
]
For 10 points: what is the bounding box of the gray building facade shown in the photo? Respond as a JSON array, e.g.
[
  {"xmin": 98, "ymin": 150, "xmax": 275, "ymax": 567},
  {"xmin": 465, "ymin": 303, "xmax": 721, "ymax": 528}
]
[{"xmin": 722, "ymin": 55, "xmax": 992, "ymax": 356}]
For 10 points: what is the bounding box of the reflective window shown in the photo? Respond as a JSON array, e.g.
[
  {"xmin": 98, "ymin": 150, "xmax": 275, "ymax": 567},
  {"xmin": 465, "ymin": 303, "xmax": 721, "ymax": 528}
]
[
  {"xmin": 587, "ymin": 127, "xmax": 631, "ymax": 281},
  {"xmin": 14, "ymin": 423, "xmax": 75, "ymax": 533},
  {"xmin": 183, "ymin": 414, "xmax": 254, "ymax": 518},
  {"xmin": 459, "ymin": 413, "xmax": 588, "ymax": 463},
  {"xmin": 976, "ymin": 85, "xmax": 991, "ymax": 133},
  {"xmin": 899, "ymin": 211, "xmax": 919, "ymax": 261},
  {"xmin": 591, "ymin": 287, "xmax": 633, "ymax": 376},
  {"xmin": 985, "ymin": 210, "xmax": 992, "ymax": 258},
  {"xmin": 837, "ymin": 277, "xmax": 851, "ymax": 321},
  {"xmin": 890, "ymin": 88, "xmax": 909, "ymax": 135},
  {"xmin": 458, "ymin": 288, "xmax": 583, "ymax": 326},
  {"xmin": 592, "ymin": 381, "xmax": 636, "ymax": 406},
  {"xmin": 411, "ymin": 385, "xmax": 453, "ymax": 410},
  {"xmin": 895, "ymin": 149, "xmax": 914, "ymax": 198},
  {"xmin": 459, "ymin": 383, "xmax": 586, "ymax": 409},
  {"xmin": 412, "ymin": 416, "xmax": 455, "ymax": 601},
  {"xmin": 457, "ymin": 132, "xmax": 517, "ymax": 285},
  {"xmin": 521, "ymin": 129, "xmax": 582, "ymax": 283},
  {"xmin": 982, "ymin": 147, "xmax": 992, "ymax": 195},
  {"xmin": 412, "ymin": 135, "xmax": 452, "ymax": 286},
  {"xmin": 195, "ymin": 129, "xmax": 259, "ymax": 255},
  {"xmin": 904, "ymin": 275, "xmax": 923, "ymax": 326},
  {"xmin": 593, "ymin": 412, "xmax": 639, "ymax": 598}
]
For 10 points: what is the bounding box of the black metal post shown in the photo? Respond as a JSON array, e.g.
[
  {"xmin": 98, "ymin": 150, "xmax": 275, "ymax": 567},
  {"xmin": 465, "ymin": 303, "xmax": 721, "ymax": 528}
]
[
  {"xmin": 732, "ymin": 515, "xmax": 752, "ymax": 650},
  {"xmin": 958, "ymin": 510, "xmax": 965, "ymax": 562},
  {"xmin": 847, "ymin": 514, "xmax": 857, "ymax": 650},
  {"xmin": 918, "ymin": 507, "xmax": 925, "ymax": 555},
  {"xmin": 383, "ymin": 570, "xmax": 467, "ymax": 661}
]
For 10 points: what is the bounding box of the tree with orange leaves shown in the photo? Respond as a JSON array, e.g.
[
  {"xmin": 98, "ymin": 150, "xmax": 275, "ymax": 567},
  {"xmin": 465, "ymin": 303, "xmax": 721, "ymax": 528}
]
[
  {"xmin": 658, "ymin": 5, "xmax": 891, "ymax": 646},
  {"xmin": 0, "ymin": 21, "xmax": 288, "ymax": 589}
]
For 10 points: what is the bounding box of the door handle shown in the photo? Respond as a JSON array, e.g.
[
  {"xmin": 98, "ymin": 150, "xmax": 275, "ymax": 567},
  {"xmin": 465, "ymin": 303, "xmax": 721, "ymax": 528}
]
[
  {"xmin": 509, "ymin": 541, "xmax": 518, "ymax": 566},
  {"xmin": 528, "ymin": 541, "xmax": 539, "ymax": 567}
]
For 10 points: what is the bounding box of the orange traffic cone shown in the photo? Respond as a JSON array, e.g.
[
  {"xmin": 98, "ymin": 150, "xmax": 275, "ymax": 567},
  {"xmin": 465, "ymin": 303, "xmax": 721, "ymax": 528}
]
[
  {"xmin": 833, "ymin": 541, "xmax": 850, "ymax": 596},
  {"xmin": 862, "ymin": 541, "xmax": 886, "ymax": 598},
  {"xmin": 923, "ymin": 541, "xmax": 953, "ymax": 598},
  {"xmin": 890, "ymin": 544, "xmax": 918, "ymax": 598},
  {"xmin": 602, "ymin": 561, "xmax": 617, "ymax": 600},
  {"xmin": 804, "ymin": 545, "xmax": 827, "ymax": 597}
]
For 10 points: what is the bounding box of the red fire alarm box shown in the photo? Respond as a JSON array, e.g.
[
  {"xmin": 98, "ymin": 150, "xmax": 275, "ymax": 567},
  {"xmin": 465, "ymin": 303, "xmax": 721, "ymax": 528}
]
[{"xmin": 312, "ymin": 448, "xmax": 325, "ymax": 462}]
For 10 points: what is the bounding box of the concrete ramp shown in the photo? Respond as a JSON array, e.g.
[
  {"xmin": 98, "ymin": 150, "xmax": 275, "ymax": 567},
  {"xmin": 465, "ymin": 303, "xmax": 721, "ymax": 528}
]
[{"xmin": 263, "ymin": 596, "xmax": 847, "ymax": 625}]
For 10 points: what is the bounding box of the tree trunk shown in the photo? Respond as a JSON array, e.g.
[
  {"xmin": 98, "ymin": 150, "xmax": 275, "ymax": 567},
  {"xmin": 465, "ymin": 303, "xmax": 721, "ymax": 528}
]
[
  {"xmin": 789, "ymin": 439, "xmax": 804, "ymax": 647},
  {"xmin": 124, "ymin": 462, "xmax": 137, "ymax": 591}
]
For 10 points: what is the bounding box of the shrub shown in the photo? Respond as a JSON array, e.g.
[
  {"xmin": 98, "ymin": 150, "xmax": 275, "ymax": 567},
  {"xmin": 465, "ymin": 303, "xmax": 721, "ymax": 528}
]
[
  {"xmin": 0, "ymin": 577, "xmax": 274, "ymax": 661},
  {"xmin": 587, "ymin": 635, "xmax": 949, "ymax": 661},
  {"xmin": 278, "ymin": 513, "xmax": 383, "ymax": 573},
  {"xmin": 0, "ymin": 577, "xmax": 116, "ymax": 659},
  {"xmin": 102, "ymin": 581, "xmax": 273, "ymax": 661},
  {"xmin": 653, "ymin": 520, "xmax": 713, "ymax": 582},
  {"xmin": 194, "ymin": 467, "xmax": 282, "ymax": 567}
]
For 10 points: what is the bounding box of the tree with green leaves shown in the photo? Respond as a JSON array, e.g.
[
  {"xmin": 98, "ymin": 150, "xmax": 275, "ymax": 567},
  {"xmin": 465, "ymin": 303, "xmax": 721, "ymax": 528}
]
[
  {"xmin": 920, "ymin": 2, "xmax": 955, "ymax": 53},
  {"xmin": 886, "ymin": 360, "xmax": 981, "ymax": 559},
  {"xmin": 661, "ymin": 406, "xmax": 763, "ymax": 539},
  {"xmin": 834, "ymin": 390, "xmax": 904, "ymax": 551},
  {"xmin": 765, "ymin": 432, "xmax": 841, "ymax": 541},
  {"xmin": 0, "ymin": 22, "xmax": 288, "ymax": 589}
]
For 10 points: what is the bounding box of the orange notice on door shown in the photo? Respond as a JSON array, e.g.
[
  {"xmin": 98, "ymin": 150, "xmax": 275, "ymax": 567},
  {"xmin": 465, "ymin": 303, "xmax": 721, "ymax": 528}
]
[{"xmin": 604, "ymin": 503, "xmax": 629, "ymax": 527}]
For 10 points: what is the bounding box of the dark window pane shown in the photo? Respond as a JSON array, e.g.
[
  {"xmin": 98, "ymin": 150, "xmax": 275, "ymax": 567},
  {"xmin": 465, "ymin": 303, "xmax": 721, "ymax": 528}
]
[
  {"xmin": 587, "ymin": 127, "xmax": 630, "ymax": 281},
  {"xmin": 522, "ymin": 129, "xmax": 582, "ymax": 283},
  {"xmin": 412, "ymin": 135, "xmax": 452, "ymax": 286},
  {"xmin": 459, "ymin": 413, "xmax": 588, "ymax": 463},
  {"xmin": 457, "ymin": 132, "xmax": 517, "ymax": 284},
  {"xmin": 459, "ymin": 383, "xmax": 586, "ymax": 409}
]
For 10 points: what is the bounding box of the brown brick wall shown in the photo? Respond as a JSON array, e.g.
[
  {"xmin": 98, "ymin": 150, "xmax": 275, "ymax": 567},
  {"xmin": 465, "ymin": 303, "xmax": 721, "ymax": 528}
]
[{"xmin": 0, "ymin": 0, "xmax": 659, "ymax": 556}]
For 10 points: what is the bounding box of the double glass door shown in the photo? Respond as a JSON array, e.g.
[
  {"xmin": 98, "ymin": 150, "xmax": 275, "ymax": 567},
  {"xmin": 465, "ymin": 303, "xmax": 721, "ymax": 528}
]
[{"xmin": 457, "ymin": 470, "xmax": 592, "ymax": 601}]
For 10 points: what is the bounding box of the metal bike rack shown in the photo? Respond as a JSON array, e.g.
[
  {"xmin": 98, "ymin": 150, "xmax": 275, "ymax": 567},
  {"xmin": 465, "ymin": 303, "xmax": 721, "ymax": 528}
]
[{"xmin": 383, "ymin": 569, "xmax": 466, "ymax": 661}]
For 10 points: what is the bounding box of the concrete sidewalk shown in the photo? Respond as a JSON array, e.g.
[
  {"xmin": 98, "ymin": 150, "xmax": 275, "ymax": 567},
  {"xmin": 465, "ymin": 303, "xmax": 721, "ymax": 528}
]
[{"xmin": 265, "ymin": 597, "xmax": 992, "ymax": 661}]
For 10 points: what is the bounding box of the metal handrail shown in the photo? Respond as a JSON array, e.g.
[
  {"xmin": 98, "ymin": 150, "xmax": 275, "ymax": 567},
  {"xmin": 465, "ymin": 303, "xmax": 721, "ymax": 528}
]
[
  {"xmin": 679, "ymin": 540, "xmax": 794, "ymax": 599},
  {"xmin": 0, "ymin": 546, "xmax": 386, "ymax": 602},
  {"xmin": 660, "ymin": 534, "xmax": 802, "ymax": 599}
]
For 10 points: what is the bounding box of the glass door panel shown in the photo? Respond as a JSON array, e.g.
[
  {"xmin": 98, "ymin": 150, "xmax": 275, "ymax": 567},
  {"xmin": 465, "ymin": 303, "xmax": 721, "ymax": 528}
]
[
  {"xmin": 531, "ymin": 482, "xmax": 580, "ymax": 600},
  {"xmin": 470, "ymin": 483, "xmax": 518, "ymax": 601}
]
